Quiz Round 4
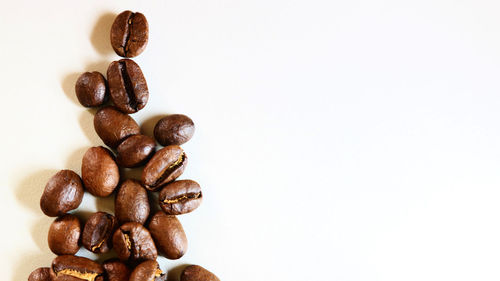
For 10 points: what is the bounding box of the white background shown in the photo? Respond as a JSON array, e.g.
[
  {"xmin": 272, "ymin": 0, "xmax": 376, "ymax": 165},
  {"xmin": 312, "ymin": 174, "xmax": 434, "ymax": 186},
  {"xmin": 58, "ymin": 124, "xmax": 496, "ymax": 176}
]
[{"xmin": 1, "ymin": 0, "xmax": 500, "ymax": 280}]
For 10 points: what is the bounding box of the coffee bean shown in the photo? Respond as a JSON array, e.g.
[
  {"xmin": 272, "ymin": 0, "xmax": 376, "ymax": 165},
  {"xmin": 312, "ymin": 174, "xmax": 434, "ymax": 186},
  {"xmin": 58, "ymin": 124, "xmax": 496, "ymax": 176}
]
[
  {"xmin": 113, "ymin": 222, "xmax": 157, "ymax": 263},
  {"xmin": 52, "ymin": 255, "xmax": 104, "ymax": 281},
  {"xmin": 148, "ymin": 211, "xmax": 188, "ymax": 259},
  {"xmin": 94, "ymin": 106, "xmax": 140, "ymax": 148},
  {"xmin": 154, "ymin": 114, "xmax": 195, "ymax": 146},
  {"xmin": 103, "ymin": 259, "xmax": 131, "ymax": 281},
  {"xmin": 28, "ymin": 267, "xmax": 54, "ymax": 281},
  {"xmin": 181, "ymin": 265, "xmax": 220, "ymax": 281},
  {"xmin": 82, "ymin": 212, "xmax": 118, "ymax": 254},
  {"xmin": 75, "ymin": 71, "xmax": 108, "ymax": 107},
  {"xmin": 142, "ymin": 145, "xmax": 188, "ymax": 191},
  {"xmin": 48, "ymin": 214, "xmax": 81, "ymax": 255},
  {"xmin": 110, "ymin": 11, "xmax": 148, "ymax": 58},
  {"xmin": 159, "ymin": 180, "xmax": 202, "ymax": 215},
  {"xmin": 107, "ymin": 59, "xmax": 148, "ymax": 114},
  {"xmin": 40, "ymin": 170, "xmax": 84, "ymax": 217},
  {"xmin": 116, "ymin": 134, "xmax": 156, "ymax": 168},
  {"xmin": 81, "ymin": 146, "xmax": 120, "ymax": 197},
  {"xmin": 115, "ymin": 179, "xmax": 150, "ymax": 224},
  {"xmin": 129, "ymin": 260, "xmax": 167, "ymax": 281}
]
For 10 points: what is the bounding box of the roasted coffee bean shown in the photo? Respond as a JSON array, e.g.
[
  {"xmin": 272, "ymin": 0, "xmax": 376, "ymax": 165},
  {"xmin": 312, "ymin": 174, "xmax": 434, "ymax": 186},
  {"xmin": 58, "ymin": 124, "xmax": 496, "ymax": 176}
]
[
  {"xmin": 181, "ymin": 265, "xmax": 220, "ymax": 281},
  {"xmin": 129, "ymin": 260, "xmax": 167, "ymax": 281},
  {"xmin": 107, "ymin": 59, "xmax": 148, "ymax": 114},
  {"xmin": 94, "ymin": 106, "xmax": 140, "ymax": 148},
  {"xmin": 103, "ymin": 259, "xmax": 131, "ymax": 281},
  {"xmin": 82, "ymin": 212, "xmax": 118, "ymax": 254},
  {"xmin": 115, "ymin": 180, "xmax": 150, "ymax": 224},
  {"xmin": 149, "ymin": 211, "xmax": 187, "ymax": 259},
  {"xmin": 142, "ymin": 145, "xmax": 188, "ymax": 191},
  {"xmin": 48, "ymin": 214, "xmax": 81, "ymax": 255},
  {"xmin": 52, "ymin": 255, "xmax": 104, "ymax": 281},
  {"xmin": 110, "ymin": 11, "xmax": 148, "ymax": 58},
  {"xmin": 113, "ymin": 222, "xmax": 157, "ymax": 263},
  {"xmin": 81, "ymin": 146, "xmax": 120, "ymax": 197},
  {"xmin": 159, "ymin": 180, "xmax": 202, "ymax": 215},
  {"xmin": 28, "ymin": 267, "xmax": 54, "ymax": 281},
  {"xmin": 116, "ymin": 134, "xmax": 156, "ymax": 167},
  {"xmin": 40, "ymin": 170, "xmax": 84, "ymax": 217},
  {"xmin": 154, "ymin": 114, "xmax": 195, "ymax": 146},
  {"xmin": 75, "ymin": 71, "xmax": 108, "ymax": 107}
]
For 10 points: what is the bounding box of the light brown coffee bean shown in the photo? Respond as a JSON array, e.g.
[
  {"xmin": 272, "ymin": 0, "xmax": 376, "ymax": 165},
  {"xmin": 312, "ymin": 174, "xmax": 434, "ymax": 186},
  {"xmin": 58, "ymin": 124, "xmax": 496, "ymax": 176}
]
[
  {"xmin": 115, "ymin": 180, "xmax": 150, "ymax": 224},
  {"xmin": 181, "ymin": 265, "xmax": 220, "ymax": 281},
  {"xmin": 142, "ymin": 145, "xmax": 187, "ymax": 191},
  {"xmin": 116, "ymin": 134, "xmax": 156, "ymax": 168},
  {"xmin": 48, "ymin": 214, "xmax": 81, "ymax": 255},
  {"xmin": 148, "ymin": 211, "xmax": 188, "ymax": 260},
  {"xmin": 159, "ymin": 180, "xmax": 202, "ymax": 215},
  {"xmin": 81, "ymin": 146, "xmax": 120, "ymax": 197},
  {"xmin": 94, "ymin": 106, "xmax": 140, "ymax": 148},
  {"xmin": 40, "ymin": 170, "xmax": 84, "ymax": 217},
  {"xmin": 110, "ymin": 11, "xmax": 149, "ymax": 58}
]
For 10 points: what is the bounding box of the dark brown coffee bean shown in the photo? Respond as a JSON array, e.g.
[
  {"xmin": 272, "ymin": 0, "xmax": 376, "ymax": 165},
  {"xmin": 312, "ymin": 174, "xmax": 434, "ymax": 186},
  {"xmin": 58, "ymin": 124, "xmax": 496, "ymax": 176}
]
[
  {"xmin": 112, "ymin": 222, "xmax": 157, "ymax": 263},
  {"xmin": 148, "ymin": 211, "xmax": 187, "ymax": 259},
  {"xmin": 107, "ymin": 59, "xmax": 148, "ymax": 114},
  {"xmin": 94, "ymin": 106, "xmax": 140, "ymax": 148},
  {"xmin": 81, "ymin": 146, "xmax": 120, "ymax": 197},
  {"xmin": 75, "ymin": 71, "xmax": 108, "ymax": 107},
  {"xmin": 159, "ymin": 180, "xmax": 202, "ymax": 215},
  {"xmin": 181, "ymin": 265, "xmax": 220, "ymax": 281},
  {"xmin": 129, "ymin": 260, "xmax": 167, "ymax": 281},
  {"xmin": 103, "ymin": 259, "xmax": 131, "ymax": 281},
  {"xmin": 116, "ymin": 134, "xmax": 156, "ymax": 167},
  {"xmin": 115, "ymin": 180, "xmax": 150, "ymax": 224},
  {"xmin": 48, "ymin": 214, "xmax": 81, "ymax": 255},
  {"xmin": 40, "ymin": 170, "xmax": 84, "ymax": 217},
  {"xmin": 52, "ymin": 255, "xmax": 104, "ymax": 281},
  {"xmin": 82, "ymin": 212, "xmax": 118, "ymax": 254},
  {"xmin": 110, "ymin": 11, "xmax": 149, "ymax": 58},
  {"xmin": 142, "ymin": 145, "xmax": 188, "ymax": 191},
  {"xmin": 154, "ymin": 114, "xmax": 195, "ymax": 146},
  {"xmin": 28, "ymin": 267, "xmax": 53, "ymax": 281}
]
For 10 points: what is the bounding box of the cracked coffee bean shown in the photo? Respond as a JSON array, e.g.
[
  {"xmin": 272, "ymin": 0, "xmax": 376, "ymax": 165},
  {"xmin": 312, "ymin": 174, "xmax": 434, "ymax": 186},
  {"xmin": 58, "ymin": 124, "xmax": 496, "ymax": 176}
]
[
  {"xmin": 40, "ymin": 170, "xmax": 84, "ymax": 217},
  {"xmin": 52, "ymin": 255, "xmax": 104, "ymax": 281},
  {"xmin": 142, "ymin": 145, "xmax": 188, "ymax": 191},
  {"xmin": 110, "ymin": 11, "xmax": 148, "ymax": 58},
  {"xmin": 75, "ymin": 71, "xmax": 108, "ymax": 107},
  {"xmin": 129, "ymin": 260, "xmax": 167, "ymax": 281},
  {"xmin": 94, "ymin": 106, "xmax": 140, "ymax": 148},
  {"xmin": 28, "ymin": 267, "xmax": 54, "ymax": 281},
  {"xmin": 159, "ymin": 179, "xmax": 202, "ymax": 215},
  {"xmin": 107, "ymin": 59, "xmax": 149, "ymax": 114},
  {"xmin": 112, "ymin": 222, "xmax": 157, "ymax": 263},
  {"xmin": 149, "ymin": 211, "xmax": 188, "ymax": 260},
  {"xmin": 154, "ymin": 114, "xmax": 195, "ymax": 146},
  {"xmin": 82, "ymin": 212, "xmax": 118, "ymax": 254},
  {"xmin": 48, "ymin": 214, "xmax": 81, "ymax": 255},
  {"xmin": 116, "ymin": 134, "xmax": 156, "ymax": 168},
  {"xmin": 181, "ymin": 265, "xmax": 220, "ymax": 281},
  {"xmin": 103, "ymin": 259, "xmax": 131, "ymax": 281},
  {"xmin": 81, "ymin": 146, "xmax": 120, "ymax": 197},
  {"xmin": 115, "ymin": 179, "xmax": 150, "ymax": 224}
]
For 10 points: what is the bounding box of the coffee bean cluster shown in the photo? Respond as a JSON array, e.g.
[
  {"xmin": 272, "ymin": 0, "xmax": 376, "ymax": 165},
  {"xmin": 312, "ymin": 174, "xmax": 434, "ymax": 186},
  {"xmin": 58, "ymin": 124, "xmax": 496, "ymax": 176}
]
[{"xmin": 29, "ymin": 10, "xmax": 219, "ymax": 281}]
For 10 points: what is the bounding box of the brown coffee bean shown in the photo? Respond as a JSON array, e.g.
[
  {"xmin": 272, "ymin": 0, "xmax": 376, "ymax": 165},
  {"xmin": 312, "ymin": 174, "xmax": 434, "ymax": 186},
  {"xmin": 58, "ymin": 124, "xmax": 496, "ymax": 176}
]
[
  {"xmin": 110, "ymin": 11, "xmax": 148, "ymax": 58},
  {"xmin": 48, "ymin": 214, "xmax": 81, "ymax": 255},
  {"xmin": 116, "ymin": 134, "xmax": 156, "ymax": 167},
  {"xmin": 115, "ymin": 180, "xmax": 150, "ymax": 224},
  {"xmin": 154, "ymin": 114, "xmax": 195, "ymax": 146},
  {"xmin": 82, "ymin": 212, "xmax": 118, "ymax": 254},
  {"xmin": 75, "ymin": 71, "xmax": 108, "ymax": 107},
  {"xmin": 149, "ymin": 211, "xmax": 188, "ymax": 259},
  {"xmin": 107, "ymin": 59, "xmax": 148, "ymax": 114},
  {"xmin": 52, "ymin": 255, "xmax": 104, "ymax": 281},
  {"xmin": 142, "ymin": 145, "xmax": 188, "ymax": 191},
  {"xmin": 181, "ymin": 265, "xmax": 220, "ymax": 281},
  {"xmin": 40, "ymin": 170, "xmax": 84, "ymax": 217},
  {"xmin": 103, "ymin": 259, "xmax": 131, "ymax": 281},
  {"xmin": 113, "ymin": 222, "xmax": 157, "ymax": 263},
  {"xmin": 94, "ymin": 106, "xmax": 140, "ymax": 148},
  {"xmin": 81, "ymin": 146, "xmax": 120, "ymax": 197},
  {"xmin": 129, "ymin": 260, "xmax": 167, "ymax": 281},
  {"xmin": 28, "ymin": 267, "xmax": 54, "ymax": 281},
  {"xmin": 159, "ymin": 180, "xmax": 202, "ymax": 215}
]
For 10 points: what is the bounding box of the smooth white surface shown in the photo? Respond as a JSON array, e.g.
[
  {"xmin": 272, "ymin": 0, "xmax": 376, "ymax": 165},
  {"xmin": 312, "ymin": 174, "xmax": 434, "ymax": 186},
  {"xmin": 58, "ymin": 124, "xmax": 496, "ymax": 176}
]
[{"xmin": 2, "ymin": 0, "xmax": 500, "ymax": 280}]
